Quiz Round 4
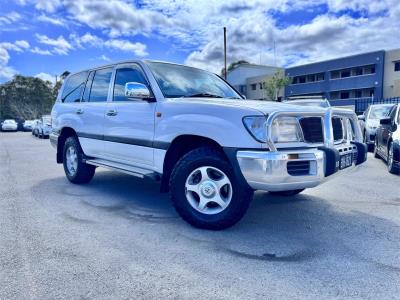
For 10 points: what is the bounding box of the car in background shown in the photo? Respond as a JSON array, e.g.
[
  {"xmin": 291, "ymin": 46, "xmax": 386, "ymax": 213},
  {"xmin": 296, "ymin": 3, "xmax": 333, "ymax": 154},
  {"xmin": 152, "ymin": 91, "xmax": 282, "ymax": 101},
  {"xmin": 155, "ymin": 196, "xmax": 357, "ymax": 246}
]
[
  {"xmin": 23, "ymin": 120, "xmax": 35, "ymax": 131},
  {"xmin": 1, "ymin": 119, "xmax": 18, "ymax": 131},
  {"xmin": 32, "ymin": 120, "xmax": 40, "ymax": 136},
  {"xmin": 358, "ymin": 104, "xmax": 396, "ymax": 151},
  {"xmin": 37, "ymin": 115, "xmax": 52, "ymax": 138},
  {"xmin": 374, "ymin": 104, "xmax": 399, "ymax": 174},
  {"xmin": 284, "ymin": 98, "xmax": 331, "ymax": 108}
]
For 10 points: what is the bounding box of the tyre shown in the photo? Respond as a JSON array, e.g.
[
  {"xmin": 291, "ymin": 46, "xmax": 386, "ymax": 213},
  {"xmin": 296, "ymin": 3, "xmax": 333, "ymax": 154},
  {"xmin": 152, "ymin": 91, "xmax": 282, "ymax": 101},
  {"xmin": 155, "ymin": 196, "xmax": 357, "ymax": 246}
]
[
  {"xmin": 169, "ymin": 147, "xmax": 253, "ymax": 230},
  {"xmin": 63, "ymin": 136, "xmax": 95, "ymax": 184},
  {"xmin": 39, "ymin": 131, "xmax": 43, "ymax": 138},
  {"xmin": 374, "ymin": 139, "xmax": 380, "ymax": 158},
  {"xmin": 387, "ymin": 142, "xmax": 398, "ymax": 174},
  {"xmin": 269, "ymin": 189, "xmax": 305, "ymax": 196}
]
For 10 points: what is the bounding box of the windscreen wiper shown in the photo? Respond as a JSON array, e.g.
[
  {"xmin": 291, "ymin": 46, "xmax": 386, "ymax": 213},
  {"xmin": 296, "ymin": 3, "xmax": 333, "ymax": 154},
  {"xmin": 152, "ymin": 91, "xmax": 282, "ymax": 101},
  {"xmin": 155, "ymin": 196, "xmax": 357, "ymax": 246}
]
[{"xmin": 184, "ymin": 93, "xmax": 223, "ymax": 98}]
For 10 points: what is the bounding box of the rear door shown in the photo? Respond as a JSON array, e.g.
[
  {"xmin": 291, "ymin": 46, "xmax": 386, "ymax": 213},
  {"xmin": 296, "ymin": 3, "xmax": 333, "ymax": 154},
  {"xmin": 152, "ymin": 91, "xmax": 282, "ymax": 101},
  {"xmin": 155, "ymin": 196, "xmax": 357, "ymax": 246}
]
[
  {"xmin": 102, "ymin": 63, "xmax": 156, "ymax": 167},
  {"xmin": 78, "ymin": 67, "xmax": 114, "ymax": 158}
]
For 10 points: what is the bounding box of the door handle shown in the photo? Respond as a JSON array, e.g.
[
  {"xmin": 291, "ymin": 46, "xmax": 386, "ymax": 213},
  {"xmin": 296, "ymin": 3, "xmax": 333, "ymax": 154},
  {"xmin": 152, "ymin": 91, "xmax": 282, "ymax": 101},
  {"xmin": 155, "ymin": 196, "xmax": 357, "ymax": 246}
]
[
  {"xmin": 106, "ymin": 109, "xmax": 118, "ymax": 116},
  {"xmin": 76, "ymin": 108, "xmax": 84, "ymax": 115}
]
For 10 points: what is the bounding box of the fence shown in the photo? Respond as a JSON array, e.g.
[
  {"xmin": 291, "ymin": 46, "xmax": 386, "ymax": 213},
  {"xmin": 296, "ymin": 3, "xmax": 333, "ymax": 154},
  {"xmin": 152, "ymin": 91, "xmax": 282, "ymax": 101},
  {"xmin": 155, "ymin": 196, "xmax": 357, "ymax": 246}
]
[{"xmin": 329, "ymin": 97, "xmax": 400, "ymax": 114}]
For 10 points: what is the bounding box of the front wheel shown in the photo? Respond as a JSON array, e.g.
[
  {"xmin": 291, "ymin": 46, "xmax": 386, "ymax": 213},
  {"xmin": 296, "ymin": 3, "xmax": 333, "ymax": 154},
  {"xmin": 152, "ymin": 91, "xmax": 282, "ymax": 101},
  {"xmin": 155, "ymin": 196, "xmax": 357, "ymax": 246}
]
[
  {"xmin": 269, "ymin": 189, "xmax": 305, "ymax": 196},
  {"xmin": 387, "ymin": 142, "xmax": 398, "ymax": 174},
  {"xmin": 63, "ymin": 136, "xmax": 95, "ymax": 184},
  {"xmin": 169, "ymin": 147, "xmax": 253, "ymax": 230}
]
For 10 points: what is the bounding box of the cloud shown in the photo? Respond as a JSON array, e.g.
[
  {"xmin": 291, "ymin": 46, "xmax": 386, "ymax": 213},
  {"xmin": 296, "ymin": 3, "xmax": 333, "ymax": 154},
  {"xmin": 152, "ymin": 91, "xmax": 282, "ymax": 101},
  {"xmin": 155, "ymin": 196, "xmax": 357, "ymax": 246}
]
[
  {"xmin": 34, "ymin": 0, "xmax": 61, "ymax": 13},
  {"xmin": 0, "ymin": 47, "xmax": 16, "ymax": 81},
  {"xmin": 104, "ymin": 39, "xmax": 148, "ymax": 57},
  {"xmin": 35, "ymin": 72, "xmax": 56, "ymax": 83},
  {"xmin": 0, "ymin": 12, "xmax": 22, "ymax": 25},
  {"xmin": 31, "ymin": 47, "xmax": 52, "ymax": 55},
  {"xmin": 37, "ymin": 14, "xmax": 66, "ymax": 27},
  {"xmin": 100, "ymin": 55, "xmax": 111, "ymax": 62},
  {"xmin": 35, "ymin": 34, "xmax": 73, "ymax": 55}
]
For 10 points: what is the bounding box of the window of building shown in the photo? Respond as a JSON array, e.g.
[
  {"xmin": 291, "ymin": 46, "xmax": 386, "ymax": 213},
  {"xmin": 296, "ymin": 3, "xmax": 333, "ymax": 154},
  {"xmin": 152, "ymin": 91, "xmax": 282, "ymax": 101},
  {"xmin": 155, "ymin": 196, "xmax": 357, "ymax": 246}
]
[
  {"xmin": 331, "ymin": 71, "xmax": 340, "ymax": 79},
  {"xmin": 363, "ymin": 65, "xmax": 375, "ymax": 75},
  {"xmin": 299, "ymin": 76, "xmax": 306, "ymax": 83},
  {"xmin": 61, "ymin": 72, "xmax": 88, "ymax": 103},
  {"xmin": 316, "ymin": 73, "xmax": 325, "ymax": 81},
  {"xmin": 341, "ymin": 69, "xmax": 351, "ymax": 78},
  {"xmin": 292, "ymin": 77, "xmax": 298, "ymax": 84},
  {"xmin": 251, "ymin": 84, "xmax": 256, "ymax": 90},
  {"xmin": 113, "ymin": 66, "xmax": 149, "ymax": 101},
  {"xmin": 259, "ymin": 82, "xmax": 263, "ymax": 89},
  {"xmin": 307, "ymin": 74, "xmax": 315, "ymax": 82},
  {"xmin": 395, "ymin": 61, "xmax": 400, "ymax": 72},
  {"xmin": 89, "ymin": 68, "xmax": 113, "ymax": 102},
  {"xmin": 340, "ymin": 91, "xmax": 350, "ymax": 99},
  {"xmin": 355, "ymin": 90, "xmax": 362, "ymax": 98}
]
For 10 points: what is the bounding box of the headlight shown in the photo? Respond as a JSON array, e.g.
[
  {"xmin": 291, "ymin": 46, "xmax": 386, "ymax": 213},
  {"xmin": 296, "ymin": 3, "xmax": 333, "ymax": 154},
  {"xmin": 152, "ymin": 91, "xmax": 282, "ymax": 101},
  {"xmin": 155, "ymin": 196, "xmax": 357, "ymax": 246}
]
[
  {"xmin": 243, "ymin": 116, "xmax": 268, "ymax": 142},
  {"xmin": 271, "ymin": 117, "xmax": 303, "ymax": 143}
]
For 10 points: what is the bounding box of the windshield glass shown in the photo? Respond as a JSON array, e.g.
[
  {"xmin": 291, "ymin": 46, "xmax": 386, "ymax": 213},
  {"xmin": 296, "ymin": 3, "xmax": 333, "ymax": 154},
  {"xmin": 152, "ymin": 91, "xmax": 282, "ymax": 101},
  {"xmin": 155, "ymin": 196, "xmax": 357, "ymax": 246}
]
[
  {"xmin": 42, "ymin": 117, "xmax": 51, "ymax": 123},
  {"xmin": 4, "ymin": 120, "xmax": 15, "ymax": 124},
  {"xmin": 369, "ymin": 106, "xmax": 393, "ymax": 119},
  {"xmin": 146, "ymin": 62, "xmax": 241, "ymax": 99}
]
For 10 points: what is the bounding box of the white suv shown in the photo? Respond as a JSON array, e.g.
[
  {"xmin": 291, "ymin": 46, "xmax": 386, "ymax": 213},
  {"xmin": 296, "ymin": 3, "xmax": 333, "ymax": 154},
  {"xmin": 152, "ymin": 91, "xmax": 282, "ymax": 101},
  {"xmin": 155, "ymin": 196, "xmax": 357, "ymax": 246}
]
[{"xmin": 50, "ymin": 60, "xmax": 367, "ymax": 229}]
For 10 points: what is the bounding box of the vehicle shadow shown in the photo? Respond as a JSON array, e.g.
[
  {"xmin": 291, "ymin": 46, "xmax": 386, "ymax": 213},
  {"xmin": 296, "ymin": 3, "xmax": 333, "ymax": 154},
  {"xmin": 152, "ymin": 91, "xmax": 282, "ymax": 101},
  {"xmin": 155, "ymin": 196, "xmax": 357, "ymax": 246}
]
[{"xmin": 35, "ymin": 169, "xmax": 400, "ymax": 273}]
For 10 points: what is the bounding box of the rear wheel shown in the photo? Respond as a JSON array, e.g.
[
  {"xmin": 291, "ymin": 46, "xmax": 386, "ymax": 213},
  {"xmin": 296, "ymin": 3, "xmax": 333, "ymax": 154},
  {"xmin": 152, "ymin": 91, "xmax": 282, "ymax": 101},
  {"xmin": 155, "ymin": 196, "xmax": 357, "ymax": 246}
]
[
  {"xmin": 63, "ymin": 136, "xmax": 95, "ymax": 184},
  {"xmin": 169, "ymin": 147, "xmax": 253, "ymax": 230},
  {"xmin": 269, "ymin": 189, "xmax": 305, "ymax": 196}
]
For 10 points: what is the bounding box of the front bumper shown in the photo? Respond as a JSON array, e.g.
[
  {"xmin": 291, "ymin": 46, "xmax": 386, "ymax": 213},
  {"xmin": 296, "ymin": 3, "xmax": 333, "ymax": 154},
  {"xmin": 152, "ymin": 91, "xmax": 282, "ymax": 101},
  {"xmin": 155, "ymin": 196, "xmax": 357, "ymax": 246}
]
[
  {"xmin": 236, "ymin": 143, "xmax": 367, "ymax": 192},
  {"xmin": 1, "ymin": 126, "xmax": 17, "ymax": 131}
]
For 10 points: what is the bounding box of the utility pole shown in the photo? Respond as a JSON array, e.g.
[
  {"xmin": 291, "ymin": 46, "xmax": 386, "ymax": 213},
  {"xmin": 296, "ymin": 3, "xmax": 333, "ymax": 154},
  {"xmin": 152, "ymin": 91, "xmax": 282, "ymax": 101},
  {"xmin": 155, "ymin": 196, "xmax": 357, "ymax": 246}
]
[{"xmin": 224, "ymin": 27, "xmax": 227, "ymax": 80}]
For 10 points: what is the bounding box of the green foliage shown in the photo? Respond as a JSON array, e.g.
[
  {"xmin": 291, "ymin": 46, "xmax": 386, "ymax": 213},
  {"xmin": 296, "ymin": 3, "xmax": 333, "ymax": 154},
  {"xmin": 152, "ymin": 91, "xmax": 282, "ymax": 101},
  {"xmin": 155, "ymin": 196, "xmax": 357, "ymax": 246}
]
[
  {"xmin": 263, "ymin": 70, "xmax": 291, "ymax": 101},
  {"xmin": 0, "ymin": 75, "xmax": 56, "ymax": 120}
]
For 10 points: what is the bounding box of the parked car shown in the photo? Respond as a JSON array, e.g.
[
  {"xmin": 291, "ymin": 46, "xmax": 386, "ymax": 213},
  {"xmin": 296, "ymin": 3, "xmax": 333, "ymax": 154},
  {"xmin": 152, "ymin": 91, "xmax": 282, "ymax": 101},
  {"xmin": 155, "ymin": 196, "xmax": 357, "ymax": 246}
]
[
  {"xmin": 36, "ymin": 115, "xmax": 52, "ymax": 138},
  {"xmin": 284, "ymin": 98, "xmax": 331, "ymax": 108},
  {"xmin": 50, "ymin": 60, "xmax": 367, "ymax": 230},
  {"xmin": 374, "ymin": 104, "xmax": 400, "ymax": 174},
  {"xmin": 1, "ymin": 119, "xmax": 18, "ymax": 131},
  {"xmin": 32, "ymin": 119, "xmax": 40, "ymax": 136},
  {"xmin": 358, "ymin": 104, "xmax": 395, "ymax": 151},
  {"xmin": 23, "ymin": 120, "xmax": 35, "ymax": 131}
]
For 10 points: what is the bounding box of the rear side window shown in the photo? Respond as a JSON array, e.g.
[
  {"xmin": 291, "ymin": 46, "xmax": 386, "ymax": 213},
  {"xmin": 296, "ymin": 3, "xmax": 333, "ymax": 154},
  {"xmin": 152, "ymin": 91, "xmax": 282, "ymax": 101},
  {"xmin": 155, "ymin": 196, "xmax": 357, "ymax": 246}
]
[
  {"xmin": 61, "ymin": 72, "xmax": 88, "ymax": 103},
  {"xmin": 113, "ymin": 67, "xmax": 149, "ymax": 101},
  {"xmin": 89, "ymin": 68, "xmax": 113, "ymax": 102},
  {"xmin": 82, "ymin": 71, "xmax": 94, "ymax": 102}
]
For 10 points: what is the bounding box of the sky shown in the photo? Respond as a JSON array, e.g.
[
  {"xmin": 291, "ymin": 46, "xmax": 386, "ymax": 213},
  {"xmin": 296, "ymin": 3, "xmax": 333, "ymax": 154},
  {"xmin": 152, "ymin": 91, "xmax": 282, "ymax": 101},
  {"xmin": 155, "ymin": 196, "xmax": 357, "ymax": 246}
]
[{"xmin": 0, "ymin": 0, "xmax": 399, "ymax": 84}]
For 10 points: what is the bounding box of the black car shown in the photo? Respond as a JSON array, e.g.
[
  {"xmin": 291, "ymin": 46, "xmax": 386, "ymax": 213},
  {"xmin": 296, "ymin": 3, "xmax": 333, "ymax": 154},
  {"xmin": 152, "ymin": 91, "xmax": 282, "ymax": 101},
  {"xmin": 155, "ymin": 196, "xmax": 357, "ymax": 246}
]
[{"xmin": 374, "ymin": 104, "xmax": 400, "ymax": 174}]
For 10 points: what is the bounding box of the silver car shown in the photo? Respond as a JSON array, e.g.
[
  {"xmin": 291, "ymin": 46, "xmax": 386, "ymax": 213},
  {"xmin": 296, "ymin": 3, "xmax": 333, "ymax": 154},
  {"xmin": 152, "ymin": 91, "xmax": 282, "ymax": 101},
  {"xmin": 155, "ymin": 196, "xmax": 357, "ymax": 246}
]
[
  {"xmin": 1, "ymin": 119, "xmax": 18, "ymax": 131},
  {"xmin": 358, "ymin": 104, "xmax": 395, "ymax": 150}
]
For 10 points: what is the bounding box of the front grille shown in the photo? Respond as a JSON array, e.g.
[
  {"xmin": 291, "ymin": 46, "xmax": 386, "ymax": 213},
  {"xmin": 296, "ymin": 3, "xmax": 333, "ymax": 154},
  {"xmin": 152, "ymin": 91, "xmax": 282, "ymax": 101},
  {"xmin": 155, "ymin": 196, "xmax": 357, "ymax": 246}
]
[
  {"xmin": 332, "ymin": 117, "xmax": 343, "ymax": 141},
  {"xmin": 299, "ymin": 117, "xmax": 324, "ymax": 143},
  {"xmin": 287, "ymin": 161, "xmax": 311, "ymax": 176}
]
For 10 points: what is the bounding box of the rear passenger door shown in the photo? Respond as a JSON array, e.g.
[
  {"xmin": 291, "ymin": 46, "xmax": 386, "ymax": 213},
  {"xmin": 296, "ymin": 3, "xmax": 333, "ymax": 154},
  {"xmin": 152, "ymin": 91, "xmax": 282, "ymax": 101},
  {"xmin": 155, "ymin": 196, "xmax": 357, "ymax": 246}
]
[
  {"xmin": 102, "ymin": 63, "xmax": 156, "ymax": 167},
  {"xmin": 78, "ymin": 67, "xmax": 113, "ymax": 158}
]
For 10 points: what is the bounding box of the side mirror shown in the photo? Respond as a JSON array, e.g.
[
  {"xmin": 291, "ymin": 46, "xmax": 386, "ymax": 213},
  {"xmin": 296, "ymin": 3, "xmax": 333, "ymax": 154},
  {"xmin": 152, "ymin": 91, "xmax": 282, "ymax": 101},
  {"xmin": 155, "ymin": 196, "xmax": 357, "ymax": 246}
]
[
  {"xmin": 380, "ymin": 117, "xmax": 391, "ymax": 125},
  {"xmin": 125, "ymin": 82, "xmax": 152, "ymax": 100},
  {"xmin": 358, "ymin": 115, "xmax": 365, "ymax": 121}
]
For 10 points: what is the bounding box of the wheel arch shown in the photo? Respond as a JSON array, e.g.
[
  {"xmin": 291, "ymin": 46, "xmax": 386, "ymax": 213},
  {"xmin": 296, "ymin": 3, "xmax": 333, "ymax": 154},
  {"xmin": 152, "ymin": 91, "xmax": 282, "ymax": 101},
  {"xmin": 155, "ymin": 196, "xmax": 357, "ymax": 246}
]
[
  {"xmin": 160, "ymin": 134, "xmax": 227, "ymax": 192},
  {"xmin": 57, "ymin": 127, "xmax": 78, "ymax": 163}
]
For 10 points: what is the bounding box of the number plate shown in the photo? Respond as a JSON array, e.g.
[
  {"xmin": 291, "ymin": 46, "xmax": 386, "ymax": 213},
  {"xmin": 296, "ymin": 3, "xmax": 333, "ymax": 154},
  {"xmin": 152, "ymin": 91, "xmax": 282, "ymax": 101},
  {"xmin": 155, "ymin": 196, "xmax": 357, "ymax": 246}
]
[{"xmin": 339, "ymin": 153, "xmax": 353, "ymax": 170}]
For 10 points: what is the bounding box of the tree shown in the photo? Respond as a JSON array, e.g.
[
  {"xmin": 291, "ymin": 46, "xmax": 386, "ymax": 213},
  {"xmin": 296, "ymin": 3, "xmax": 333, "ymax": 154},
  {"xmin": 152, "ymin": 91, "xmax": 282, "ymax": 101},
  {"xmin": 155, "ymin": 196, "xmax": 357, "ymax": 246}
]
[
  {"xmin": 0, "ymin": 75, "xmax": 55, "ymax": 120},
  {"xmin": 263, "ymin": 70, "xmax": 291, "ymax": 101}
]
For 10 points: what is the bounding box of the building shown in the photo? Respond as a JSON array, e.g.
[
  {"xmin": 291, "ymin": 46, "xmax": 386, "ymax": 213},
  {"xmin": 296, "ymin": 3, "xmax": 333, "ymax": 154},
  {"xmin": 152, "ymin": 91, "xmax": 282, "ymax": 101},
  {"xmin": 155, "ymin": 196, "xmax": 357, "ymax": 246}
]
[
  {"xmin": 246, "ymin": 74, "xmax": 284, "ymax": 100},
  {"xmin": 383, "ymin": 49, "xmax": 400, "ymax": 98},
  {"xmin": 284, "ymin": 50, "xmax": 385, "ymax": 104},
  {"xmin": 226, "ymin": 63, "xmax": 281, "ymax": 98}
]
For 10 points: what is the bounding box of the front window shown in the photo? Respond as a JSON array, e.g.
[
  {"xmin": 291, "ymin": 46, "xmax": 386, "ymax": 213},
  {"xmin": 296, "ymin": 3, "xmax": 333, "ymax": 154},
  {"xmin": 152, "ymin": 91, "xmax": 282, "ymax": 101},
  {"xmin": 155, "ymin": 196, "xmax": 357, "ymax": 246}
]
[
  {"xmin": 369, "ymin": 106, "xmax": 393, "ymax": 119},
  {"xmin": 146, "ymin": 62, "xmax": 241, "ymax": 99}
]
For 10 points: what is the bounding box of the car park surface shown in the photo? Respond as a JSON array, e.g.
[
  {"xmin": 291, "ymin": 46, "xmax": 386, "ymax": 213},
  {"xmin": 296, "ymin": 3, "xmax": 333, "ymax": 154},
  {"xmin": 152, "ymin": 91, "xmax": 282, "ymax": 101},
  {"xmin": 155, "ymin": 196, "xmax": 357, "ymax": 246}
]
[{"xmin": 1, "ymin": 132, "xmax": 399, "ymax": 299}]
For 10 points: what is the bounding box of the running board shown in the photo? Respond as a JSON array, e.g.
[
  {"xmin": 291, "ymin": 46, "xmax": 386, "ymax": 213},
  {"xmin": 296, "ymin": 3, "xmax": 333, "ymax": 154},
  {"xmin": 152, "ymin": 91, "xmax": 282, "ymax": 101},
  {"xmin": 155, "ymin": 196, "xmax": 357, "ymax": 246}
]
[{"xmin": 84, "ymin": 158, "xmax": 160, "ymax": 180}]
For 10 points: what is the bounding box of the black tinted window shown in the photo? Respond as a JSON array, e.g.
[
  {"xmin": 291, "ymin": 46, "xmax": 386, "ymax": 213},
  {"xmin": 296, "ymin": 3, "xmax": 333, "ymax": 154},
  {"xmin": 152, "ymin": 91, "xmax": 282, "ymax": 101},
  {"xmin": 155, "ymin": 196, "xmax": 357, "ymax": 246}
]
[
  {"xmin": 113, "ymin": 67, "xmax": 148, "ymax": 101},
  {"xmin": 89, "ymin": 68, "xmax": 113, "ymax": 102},
  {"xmin": 61, "ymin": 72, "xmax": 88, "ymax": 103}
]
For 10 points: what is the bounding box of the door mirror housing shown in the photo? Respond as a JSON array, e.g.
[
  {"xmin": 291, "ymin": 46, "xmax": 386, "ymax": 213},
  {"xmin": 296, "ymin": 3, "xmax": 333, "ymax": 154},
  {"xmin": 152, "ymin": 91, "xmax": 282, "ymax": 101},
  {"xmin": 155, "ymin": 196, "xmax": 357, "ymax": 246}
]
[
  {"xmin": 357, "ymin": 115, "xmax": 365, "ymax": 121},
  {"xmin": 380, "ymin": 117, "xmax": 391, "ymax": 125},
  {"xmin": 125, "ymin": 82, "xmax": 153, "ymax": 100}
]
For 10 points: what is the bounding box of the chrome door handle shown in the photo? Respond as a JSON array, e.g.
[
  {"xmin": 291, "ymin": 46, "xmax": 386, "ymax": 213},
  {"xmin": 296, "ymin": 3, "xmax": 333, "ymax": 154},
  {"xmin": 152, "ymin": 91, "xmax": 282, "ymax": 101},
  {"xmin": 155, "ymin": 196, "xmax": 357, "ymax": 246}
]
[
  {"xmin": 76, "ymin": 109, "xmax": 84, "ymax": 115},
  {"xmin": 106, "ymin": 109, "xmax": 118, "ymax": 116}
]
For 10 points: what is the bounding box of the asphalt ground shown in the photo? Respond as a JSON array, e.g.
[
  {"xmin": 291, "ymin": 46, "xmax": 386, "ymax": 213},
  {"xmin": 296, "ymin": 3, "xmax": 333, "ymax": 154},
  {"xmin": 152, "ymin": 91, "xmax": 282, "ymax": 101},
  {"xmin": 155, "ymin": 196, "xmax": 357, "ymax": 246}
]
[{"xmin": 1, "ymin": 132, "xmax": 399, "ymax": 299}]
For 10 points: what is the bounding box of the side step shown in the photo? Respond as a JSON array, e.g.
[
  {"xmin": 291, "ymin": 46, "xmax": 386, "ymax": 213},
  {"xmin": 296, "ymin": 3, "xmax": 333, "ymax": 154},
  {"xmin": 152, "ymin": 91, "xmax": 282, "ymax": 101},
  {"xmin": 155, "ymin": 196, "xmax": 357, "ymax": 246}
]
[{"xmin": 85, "ymin": 158, "xmax": 160, "ymax": 180}]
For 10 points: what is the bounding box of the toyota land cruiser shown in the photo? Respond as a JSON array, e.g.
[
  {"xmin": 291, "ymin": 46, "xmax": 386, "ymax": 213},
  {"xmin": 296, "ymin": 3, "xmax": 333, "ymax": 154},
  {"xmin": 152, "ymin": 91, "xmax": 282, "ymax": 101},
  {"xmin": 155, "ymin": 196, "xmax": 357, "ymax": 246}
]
[{"xmin": 50, "ymin": 60, "xmax": 367, "ymax": 230}]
